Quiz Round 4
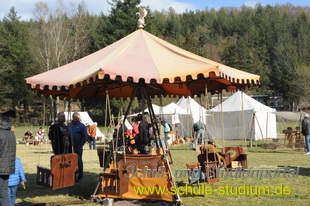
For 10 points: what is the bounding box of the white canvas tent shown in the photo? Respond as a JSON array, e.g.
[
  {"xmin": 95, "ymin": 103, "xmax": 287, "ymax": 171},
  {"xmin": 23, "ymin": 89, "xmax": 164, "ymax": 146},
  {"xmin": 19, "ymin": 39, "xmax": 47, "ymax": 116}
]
[
  {"xmin": 118, "ymin": 115, "xmax": 133, "ymax": 130},
  {"xmin": 161, "ymin": 102, "xmax": 188, "ymax": 115},
  {"xmin": 176, "ymin": 96, "xmax": 208, "ymax": 124},
  {"xmin": 207, "ymin": 91, "xmax": 277, "ymax": 140},
  {"xmin": 129, "ymin": 103, "xmax": 187, "ymax": 124},
  {"xmin": 130, "ymin": 103, "xmax": 187, "ymax": 116},
  {"xmin": 155, "ymin": 102, "xmax": 188, "ymax": 124},
  {"xmin": 64, "ymin": 112, "xmax": 104, "ymax": 139},
  {"xmin": 128, "ymin": 103, "xmax": 192, "ymax": 137}
]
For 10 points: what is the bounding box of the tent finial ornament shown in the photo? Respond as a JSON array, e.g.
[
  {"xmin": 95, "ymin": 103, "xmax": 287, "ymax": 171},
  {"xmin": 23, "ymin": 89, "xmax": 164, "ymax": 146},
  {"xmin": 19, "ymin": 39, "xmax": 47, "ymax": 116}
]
[
  {"xmin": 98, "ymin": 68, "xmax": 104, "ymax": 79},
  {"xmin": 136, "ymin": 7, "xmax": 148, "ymax": 29}
]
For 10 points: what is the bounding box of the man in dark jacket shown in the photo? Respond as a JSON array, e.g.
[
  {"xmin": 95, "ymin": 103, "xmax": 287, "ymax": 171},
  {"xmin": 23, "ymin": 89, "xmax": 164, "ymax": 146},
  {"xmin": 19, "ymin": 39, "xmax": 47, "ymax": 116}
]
[
  {"xmin": 68, "ymin": 112, "xmax": 87, "ymax": 182},
  {"xmin": 302, "ymin": 113, "xmax": 310, "ymax": 155},
  {"xmin": 0, "ymin": 115, "xmax": 16, "ymax": 206},
  {"xmin": 49, "ymin": 112, "xmax": 72, "ymax": 155}
]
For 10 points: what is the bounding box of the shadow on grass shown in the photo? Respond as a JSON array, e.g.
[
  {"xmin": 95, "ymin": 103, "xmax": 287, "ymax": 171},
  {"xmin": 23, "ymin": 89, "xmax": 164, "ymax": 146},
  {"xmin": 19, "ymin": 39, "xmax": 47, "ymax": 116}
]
[
  {"xmin": 32, "ymin": 151, "xmax": 53, "ymax": 154},
  {"xmin": 277, "ymin": 165, "xmax": 310, "ymax": 177},
  {"xmin": 248, "ymin": 150, "xmax": 291, "ymax": 154},
  {"xmin": 169, "ymin": 148, "xmax": 192, "ymax": 151},
  {"xmin": 16, "ymin": 171, "xmax": 100, "ymax": 205}
]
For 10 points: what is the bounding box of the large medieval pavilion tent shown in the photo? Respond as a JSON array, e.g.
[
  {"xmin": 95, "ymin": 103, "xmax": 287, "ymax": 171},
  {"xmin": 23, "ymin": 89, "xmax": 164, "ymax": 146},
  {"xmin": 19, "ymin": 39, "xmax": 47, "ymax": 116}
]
[
  {"xmin": 25, "ymin": 29, "xmax": 260, "ymax": 100},
  {"xmin": 25, "ymin": 23, "xmax": 260, "ymax": 202},
  {"xmin": 207, "ymin": 91, "xmax": 277, "ymax": 140}
]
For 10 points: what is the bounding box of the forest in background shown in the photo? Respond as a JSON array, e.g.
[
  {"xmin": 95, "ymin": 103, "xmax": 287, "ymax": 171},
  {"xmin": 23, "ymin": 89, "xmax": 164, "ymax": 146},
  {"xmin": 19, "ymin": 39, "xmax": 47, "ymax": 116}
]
[{"xmin": 0, "ymin": 0, "xmax": 309, "ymax": 125}]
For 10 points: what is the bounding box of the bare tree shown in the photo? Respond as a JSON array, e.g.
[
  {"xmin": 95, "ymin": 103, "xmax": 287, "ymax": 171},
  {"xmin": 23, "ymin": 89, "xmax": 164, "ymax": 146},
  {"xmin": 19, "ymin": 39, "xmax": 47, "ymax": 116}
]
[{"xmin": 30, "ymin": 0, "xmax": 93, "ymax": 124}]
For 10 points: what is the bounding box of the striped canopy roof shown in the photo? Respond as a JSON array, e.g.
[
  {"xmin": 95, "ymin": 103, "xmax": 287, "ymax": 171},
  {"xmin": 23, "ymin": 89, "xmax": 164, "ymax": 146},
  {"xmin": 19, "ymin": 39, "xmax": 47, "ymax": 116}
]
[{"xmin": 26, "ymin": 29, "xmax": 260, "ymax": 100}]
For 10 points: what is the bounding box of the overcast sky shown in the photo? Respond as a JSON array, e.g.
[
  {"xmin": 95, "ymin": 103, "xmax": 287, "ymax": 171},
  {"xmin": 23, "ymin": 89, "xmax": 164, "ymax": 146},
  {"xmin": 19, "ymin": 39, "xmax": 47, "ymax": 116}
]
[{"xmin": 0, "ymin": 0, "xmax": 309, "ymax": 21}]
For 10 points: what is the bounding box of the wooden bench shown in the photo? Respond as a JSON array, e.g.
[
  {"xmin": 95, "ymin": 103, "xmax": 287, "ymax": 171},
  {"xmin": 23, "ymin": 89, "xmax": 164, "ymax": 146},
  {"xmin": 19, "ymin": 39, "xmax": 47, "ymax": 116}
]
[{"xmin": 36, "ymin": 153, "xmax": 78, "ymax": 190}]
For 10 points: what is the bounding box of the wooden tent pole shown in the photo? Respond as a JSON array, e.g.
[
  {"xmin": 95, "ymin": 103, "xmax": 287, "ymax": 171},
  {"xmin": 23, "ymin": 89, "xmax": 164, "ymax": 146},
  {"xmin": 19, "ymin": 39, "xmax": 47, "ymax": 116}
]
[
  {"xmin": 220, "ymin": 93, "xmax": 225, "ymax": 147},
  {"xmin": 205, "ymin": 85, "xmax": 213, "ymax": 138},
  {"xmin": 187, "ymin": 97, "xmax": 195, "ymax": 144},
  {"xmin": 104, "ymin": 90, "xmax": 108, "ymax": 136},
  {"xmin": 121, "ymin": 86, "xmax": 137, "ymax": 126},
  {"xmin": 254, "ymin": 112, "xmax": 264, "ymax": 142},
  {"xmin": 249, "ymin": 112, "xmax": 255, "ymax": 148},
  {"xmin": 143, "ymin": 86, "xmax": 181, "ymax": 203},
  {"xmin": 113, "ymin": 85, "xmax": 137, "ymax": 194},
  {"xmin": 143, "ymin": 87, "xmax": 160, "ymax": 148},
  {"xmin": 266, "ymin": 112, "xmax": 269, "ymax": 142},
  {"xmin": 241, "ymin": 91, "xmax": 246, "ymax": 148},
  {"xmin": 119, "ymin": 86, "xmax": 126, "ymax": 163}
]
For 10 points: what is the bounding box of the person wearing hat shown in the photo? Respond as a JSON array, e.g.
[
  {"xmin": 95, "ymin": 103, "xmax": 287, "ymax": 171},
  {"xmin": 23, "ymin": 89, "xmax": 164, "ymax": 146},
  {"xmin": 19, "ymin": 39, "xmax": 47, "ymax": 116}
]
[{"xmin": 301, "ymin": 113, "xmax": 310, "ymax": 155}]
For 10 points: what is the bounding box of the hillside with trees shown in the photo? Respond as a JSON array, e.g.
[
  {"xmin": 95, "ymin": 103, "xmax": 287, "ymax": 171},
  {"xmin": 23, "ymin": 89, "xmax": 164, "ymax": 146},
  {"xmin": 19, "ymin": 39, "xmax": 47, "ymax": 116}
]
[{"xmin": 0, "ymin": 0, "xmax": 309, "ymax": 125}]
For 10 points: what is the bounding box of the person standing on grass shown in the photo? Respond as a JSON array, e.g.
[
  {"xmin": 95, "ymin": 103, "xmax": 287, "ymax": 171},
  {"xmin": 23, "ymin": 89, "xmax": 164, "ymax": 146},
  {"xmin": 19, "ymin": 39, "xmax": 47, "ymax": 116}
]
[
  {"xmin": 87, "ymin": 122, "xmax": 97, "ymax": 150},
  {"xmin": 302, "ymin": 113, "xmax": 310, "ymax": 155},
  {"xmin": 8, "ymin": 158, "xmax": 26, "ymax": 206},
  {"xmin": 160, "ymin": 118, "xmax": 171, "ymax": 148},
  {"xmin": 193, "ymin": 120, "xmax": 205, "ymax": 146},
  {"xmin": 68, "ymin": 112, "xmax": 87, "ymax": 182},
  {"xmin": 49, "ymin": 112, "xmax": 71, "ymax": 155},
  {"xmin": 0, "ymin": 115, "xmax": 16, "ymax": 206}
]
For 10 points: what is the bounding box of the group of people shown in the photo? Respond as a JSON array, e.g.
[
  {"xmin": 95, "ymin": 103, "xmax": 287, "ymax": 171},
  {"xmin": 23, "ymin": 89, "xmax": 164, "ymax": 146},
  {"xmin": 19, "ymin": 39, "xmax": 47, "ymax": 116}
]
[
  {"xmin": 22, "ymin": 127, "xmax": 45, "ymax": 143},
  {"xmin": 48, "ymin": 112, "xmax": 88, "ymax": 182},
  {"xmin": 113, "ymin": 114, "xmax": 172, "ymax": 154},
  {"xmin": 0, "ymin": 111, "xmax": 90, "ymax": 205},
  {"xmin": 2, "ymin": 111, "xmax": 309, "ymax": 205},
  {"xmin": 116, "ymin": 115, "xmax": 208, "ymax": 152}
]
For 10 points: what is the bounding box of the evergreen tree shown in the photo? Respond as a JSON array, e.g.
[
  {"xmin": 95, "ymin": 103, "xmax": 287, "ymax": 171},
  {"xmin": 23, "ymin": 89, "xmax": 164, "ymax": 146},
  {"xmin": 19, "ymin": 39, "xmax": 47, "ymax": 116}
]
[
  {"xmin": 91, "ymin": 0, "xmax": 141, "ymax": 51},
  {"xmin": 0, "ymin": 7, "xmax": 34, "ymax": 110}
]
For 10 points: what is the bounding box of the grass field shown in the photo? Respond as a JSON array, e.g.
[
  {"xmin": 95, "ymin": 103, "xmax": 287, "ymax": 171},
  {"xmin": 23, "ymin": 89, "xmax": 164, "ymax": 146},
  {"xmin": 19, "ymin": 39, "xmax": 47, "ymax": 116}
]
[{"xmin": 12, "ymin": 126, "xmax": 310, "ymax": 206}]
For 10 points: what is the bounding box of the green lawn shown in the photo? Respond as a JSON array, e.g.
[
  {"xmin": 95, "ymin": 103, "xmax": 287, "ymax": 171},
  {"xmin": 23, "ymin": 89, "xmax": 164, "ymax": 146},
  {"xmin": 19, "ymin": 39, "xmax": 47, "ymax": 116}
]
[{"xmin": 12, "ymin": 126, "xmax": 310, "ymax": 206}]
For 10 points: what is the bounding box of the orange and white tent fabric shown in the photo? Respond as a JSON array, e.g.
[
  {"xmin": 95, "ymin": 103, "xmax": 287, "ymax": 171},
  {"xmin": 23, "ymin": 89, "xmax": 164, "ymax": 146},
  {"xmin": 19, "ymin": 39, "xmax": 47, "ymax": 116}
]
[{"xmin": 26, "ymin": 29, "xmax": 260, "ymax": 100}]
